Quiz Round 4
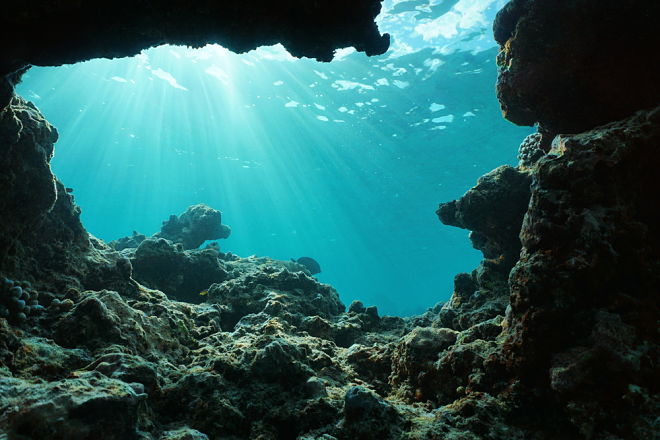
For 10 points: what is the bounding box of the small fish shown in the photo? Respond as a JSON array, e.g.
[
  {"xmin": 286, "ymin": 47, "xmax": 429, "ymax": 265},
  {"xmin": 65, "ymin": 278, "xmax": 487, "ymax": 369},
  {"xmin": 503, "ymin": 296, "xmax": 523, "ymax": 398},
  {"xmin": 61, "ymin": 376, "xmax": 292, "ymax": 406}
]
[
  {"xmin": 291, "ymin": 257, "xmax": 321, "ymax": 275},
  {"xmin": 199, "ymin": 290, "xmax": 208, "ymax": 296}
]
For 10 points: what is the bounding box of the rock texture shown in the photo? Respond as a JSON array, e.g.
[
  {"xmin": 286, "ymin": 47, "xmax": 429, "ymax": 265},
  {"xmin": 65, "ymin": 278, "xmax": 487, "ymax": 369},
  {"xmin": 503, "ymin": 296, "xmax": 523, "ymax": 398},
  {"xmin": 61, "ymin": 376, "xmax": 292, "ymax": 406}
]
[
  {"xmin": 494, "ymin": 0, "xmax": 660, "ymax": 133},
  {"xmin": 503, "ymin": 107, "xmax": 660, "ymax": 439},
  {"xmin": 436, "ymin": 166, "xmax": 531, "ymax": 330},
  {"xmin": 154, "ymin": 204, "xmax": 231, "ymax": 250}
]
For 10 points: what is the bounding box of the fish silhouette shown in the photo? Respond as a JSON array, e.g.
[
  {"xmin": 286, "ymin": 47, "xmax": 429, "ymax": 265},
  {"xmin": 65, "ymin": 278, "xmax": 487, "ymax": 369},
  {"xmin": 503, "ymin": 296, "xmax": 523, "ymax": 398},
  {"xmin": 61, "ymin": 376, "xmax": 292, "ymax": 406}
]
[{"xmin": 291, "ymin": 257, "xmax": 321, "ymax": 275}]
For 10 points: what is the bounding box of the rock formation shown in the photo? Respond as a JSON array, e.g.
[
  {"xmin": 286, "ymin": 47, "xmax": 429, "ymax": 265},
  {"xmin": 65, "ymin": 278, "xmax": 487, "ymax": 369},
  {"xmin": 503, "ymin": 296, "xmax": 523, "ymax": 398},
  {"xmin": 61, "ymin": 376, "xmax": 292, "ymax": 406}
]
[
  {"xmin": 0, "ymin": 0, "xmax": 389, "ymax": 109},
  {"xmin": 0, "ymin": 0, "xmax": 658, "ymax": 439},
  {"xmin": 154, "ymin": 204, "xmax": 231, "ymax": 250},
  {"xmin": 494, "ymin": 0, "xmax": 660, "ymax": 134}
]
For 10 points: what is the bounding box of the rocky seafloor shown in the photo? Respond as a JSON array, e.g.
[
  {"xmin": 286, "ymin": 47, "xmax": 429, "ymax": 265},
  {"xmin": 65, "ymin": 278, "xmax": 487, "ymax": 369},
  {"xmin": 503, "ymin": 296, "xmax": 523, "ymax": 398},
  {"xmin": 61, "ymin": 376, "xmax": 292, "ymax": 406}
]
[{"xmin": 1, "ymin": 0, "xmax": 659, "ymax": 439}]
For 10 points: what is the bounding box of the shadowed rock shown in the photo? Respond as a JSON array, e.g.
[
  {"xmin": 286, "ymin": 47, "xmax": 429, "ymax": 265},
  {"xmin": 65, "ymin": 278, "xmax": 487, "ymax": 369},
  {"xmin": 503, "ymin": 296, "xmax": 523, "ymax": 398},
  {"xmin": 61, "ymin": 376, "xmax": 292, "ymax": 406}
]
[
  {"xmin": 504, "ymin": 107, "xmax": 660, "ymax": 438},
  {"xmin": 436, "ymin": 165, "xmax": 531, "ymax": 330},
  {"xmin": 494, "ymin": 0, "xmax": 660, "ymax": 133},
  {"xmin": 0, "ymin": 0, "xmax": 390, "ymax": 108}
]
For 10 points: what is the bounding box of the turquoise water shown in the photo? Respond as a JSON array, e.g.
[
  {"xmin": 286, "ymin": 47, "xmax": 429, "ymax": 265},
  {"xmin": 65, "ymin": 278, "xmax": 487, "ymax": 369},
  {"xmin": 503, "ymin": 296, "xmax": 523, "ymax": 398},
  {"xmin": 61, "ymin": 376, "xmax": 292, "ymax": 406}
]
[{"xmin": 16, "ymin": 0, "xmax": 532, "ymax": 316}]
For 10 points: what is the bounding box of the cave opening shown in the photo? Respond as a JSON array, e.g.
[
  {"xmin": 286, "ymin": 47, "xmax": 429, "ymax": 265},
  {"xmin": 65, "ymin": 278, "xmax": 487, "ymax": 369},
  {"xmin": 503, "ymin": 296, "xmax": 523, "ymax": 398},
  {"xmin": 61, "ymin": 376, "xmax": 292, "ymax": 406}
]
[
  {"xmin": 2, "ymin": 0, "xmax": 658, "ymax": 438},
  {"xmin": 14, "ymin": 0, "xmax": 532, "ymax": 316}
]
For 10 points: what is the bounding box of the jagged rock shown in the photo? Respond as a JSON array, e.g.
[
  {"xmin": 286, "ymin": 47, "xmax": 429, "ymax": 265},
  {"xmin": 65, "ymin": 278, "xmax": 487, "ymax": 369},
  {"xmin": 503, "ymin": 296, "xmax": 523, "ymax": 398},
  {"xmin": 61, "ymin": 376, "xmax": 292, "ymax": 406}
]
[
  {"xmin": 340, "ymin": 385, "xmax": 402, "ymax": 440},
  {"xmin": 504, "ymin": 107, "xmax": 660, "ymax": 438},
  {"xmin": 0, "ymin": 97, "xmax": 58, "ymax": 254},
  {"xmin": 154, "ymin": 204, "xmax": 231, "ymax": 250},
  {"xmin": 180, "ymin": 312, "xmax": 347, "ymax": 438},
  {"xmin": 85, "ymin": 352, "xmax": 161, "ymax": 395},
  {"xmin": 0, "ymin": 1, "xmax": 390, "ymax": 104},
  {"xmin": 10, "ymin": 337, "xmax": 91, "ymax": 380},
  {"xmin": 131, "ymin": 238, "xmax": 228, "ymax": 303},
  {"xmin": 494, "ymin": 0, "xmax": 660, "ymax": 133},
  {"xmin": 111, "ymin": 204, "xmax": 230, "ymax": 252},
  {"xmin": 207, "ymin": 266, "xmax": 344, "ymax": 331},
  {"xmin": 0, "ymin": 372, "xmax": 145, "ymax": 439},
  {"xmin": 109, "ymin": 231, "xmax": 146, "ymax": 252},
  {"xmin": 347, "ymin": 300, "xmax": 365, "ymax": 314},
  {"xmin": 53, "ymin": 289, "xmax": 195, "ymax": 357},
  {"xmin": 0, "ymin": 0, "xmax": 657, "ymax": 438},
  {"xmin": 158, "ymin": 371, "xmax": 247, "ymax": 438},
  {"xmin": 390, "ymin": 327, "xmax": 457, "ymax": 401},
  {"xmin": 414, "ymin": 392, "xmax": 526, "ymax": 440},
  {"xmin": 0, "ymin": 98, "xmax": 139, "ymax": 299},
  {"xmin": 344, "ymin": 343, "xmax": 394, "ymax": 395},
  {"xmin": 437, "ymin": 166, "xmax": 531, "ymax": 330},
  {"xmin": 433, "ymin": 338, "xmax": 502, "ymax": 405},
  {"xmin": 438, "ymin": 166, "xmax": 531, "ymax": 263},
  {"xmin": 159, "ymin": 427, "xmax": 209, "ymax": 440}
]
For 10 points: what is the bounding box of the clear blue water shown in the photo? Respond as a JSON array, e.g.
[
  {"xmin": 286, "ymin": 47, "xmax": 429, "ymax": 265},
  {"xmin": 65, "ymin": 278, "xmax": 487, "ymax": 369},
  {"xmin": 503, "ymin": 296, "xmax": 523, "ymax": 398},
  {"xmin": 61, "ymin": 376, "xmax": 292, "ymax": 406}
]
[{"xmin": 16, "ymin": 0, "xmax": 532, "ymax": 316}]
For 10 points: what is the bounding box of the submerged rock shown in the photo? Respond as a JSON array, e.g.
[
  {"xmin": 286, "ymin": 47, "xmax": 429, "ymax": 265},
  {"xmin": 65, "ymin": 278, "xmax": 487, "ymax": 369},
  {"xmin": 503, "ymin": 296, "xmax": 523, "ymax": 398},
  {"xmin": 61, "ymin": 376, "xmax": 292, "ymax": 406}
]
[
  {"xmin": 155, "ymin": 204, "xmax": 231, "ymax": 250},
  {"xmin": 130, "ymin": 238, "xmax": 228, "ymax": 303},
  {"xmin": 0, "ymin": 372, "xmax": 145, "ymax": 440},
  {"xmin": 436, "ymin": 165, "xmax": 531, "ymax": 330},
  {"xmin": 494, "ymin": 0, "xmax": 660, "ymax": 133},
  {"xmin": 504, "ymin": 107, "xmax": 660, "ymax": 438},
  {"xmin": 341, "ymin": 386, "xmax": 402, "ymax": 439}
]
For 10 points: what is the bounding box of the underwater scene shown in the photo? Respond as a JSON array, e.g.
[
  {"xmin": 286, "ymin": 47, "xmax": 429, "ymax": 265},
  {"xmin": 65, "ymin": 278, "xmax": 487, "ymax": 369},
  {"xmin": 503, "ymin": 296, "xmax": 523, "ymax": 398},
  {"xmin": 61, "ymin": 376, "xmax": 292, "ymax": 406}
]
[
  {"xmin": 16, "ymin": 0, "xmax": 532, "ymax": 316},
  {"xmin": 2, "ymin": 0, "xmax": 658, "ymax": 438}
]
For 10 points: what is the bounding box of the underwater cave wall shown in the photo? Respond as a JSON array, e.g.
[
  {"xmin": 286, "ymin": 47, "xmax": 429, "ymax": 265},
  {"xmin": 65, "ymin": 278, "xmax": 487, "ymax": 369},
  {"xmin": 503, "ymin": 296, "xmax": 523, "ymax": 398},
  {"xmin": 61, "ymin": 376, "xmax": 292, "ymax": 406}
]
[{"xmin": 435, "ymin": 0, "xmax": 660, "ymax": 437}]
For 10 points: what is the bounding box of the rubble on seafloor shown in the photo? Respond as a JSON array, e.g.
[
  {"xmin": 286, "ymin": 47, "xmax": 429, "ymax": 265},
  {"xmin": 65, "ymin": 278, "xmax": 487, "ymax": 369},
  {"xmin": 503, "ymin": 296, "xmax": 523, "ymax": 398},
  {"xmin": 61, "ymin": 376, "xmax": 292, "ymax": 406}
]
[{"xmin": 1, "ymin": 0, "xmax": 659, "ymax": 439}]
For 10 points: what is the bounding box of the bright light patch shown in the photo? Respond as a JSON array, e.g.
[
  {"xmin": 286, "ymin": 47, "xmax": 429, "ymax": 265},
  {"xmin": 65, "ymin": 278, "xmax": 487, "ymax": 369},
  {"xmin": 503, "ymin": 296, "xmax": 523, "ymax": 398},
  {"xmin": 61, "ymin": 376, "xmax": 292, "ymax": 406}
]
[
  {"xmin": 151, "ymin": 68, "xmax": 188, "ymax": 90},
  {"xmin": 333, "ymin": 47, "xmax": 357, "ymax": 61},
  {"xmin": 205, "ymin": 65, "xmax": 231, "ymax": 86},
  {"xmin": 314, "ymin": 70, "xmax": 329, "ymax": 80},
  {"xmin": 429, "ymin": 103, "xmax": 446, "ymax": 112},
  {"xmin": 332, "ymin": 80, "xmax": 375, "ymax": 92},
  {"xmin": 424, "ymin": 58, "xmax": 444, "ymax": 73},
  {"xmin": 252, "ymin": 44, "xmax": 296, "ymax": 62},
  {"xmin": 432, "ymin": 115, "xmax": 455, "ymax": 123},
  {"xmin": 415, "ymin": 0, "xmax": 499, "ymax": 41}
]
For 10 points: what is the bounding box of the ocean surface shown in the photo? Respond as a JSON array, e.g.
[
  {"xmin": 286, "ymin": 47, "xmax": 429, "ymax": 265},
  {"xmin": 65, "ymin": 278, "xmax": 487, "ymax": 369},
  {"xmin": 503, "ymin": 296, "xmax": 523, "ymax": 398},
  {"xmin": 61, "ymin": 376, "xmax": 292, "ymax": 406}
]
[{"xmin": 16, "ymin": 0, "xmax": 532, "ymax": 316}]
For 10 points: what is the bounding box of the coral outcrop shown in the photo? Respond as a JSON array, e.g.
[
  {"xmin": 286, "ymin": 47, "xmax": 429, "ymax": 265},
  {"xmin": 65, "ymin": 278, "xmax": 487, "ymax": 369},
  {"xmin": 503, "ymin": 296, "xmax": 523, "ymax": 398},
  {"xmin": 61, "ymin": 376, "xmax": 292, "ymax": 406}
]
[{"xmin": 154, "ymin": 204, "xmax": 231, "ymax": 250}]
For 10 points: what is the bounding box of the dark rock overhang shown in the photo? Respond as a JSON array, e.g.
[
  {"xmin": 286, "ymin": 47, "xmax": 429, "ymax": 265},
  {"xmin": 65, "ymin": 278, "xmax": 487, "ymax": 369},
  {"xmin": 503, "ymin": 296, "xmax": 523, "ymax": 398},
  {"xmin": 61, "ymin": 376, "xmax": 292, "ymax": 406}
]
[
  {"xmin": 0, "ymin": 0, "xmax": 390, "ymax": 108},
  {"xmin": 493, "ymin": 0, "xmax": 660, "ymax": 133}
]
